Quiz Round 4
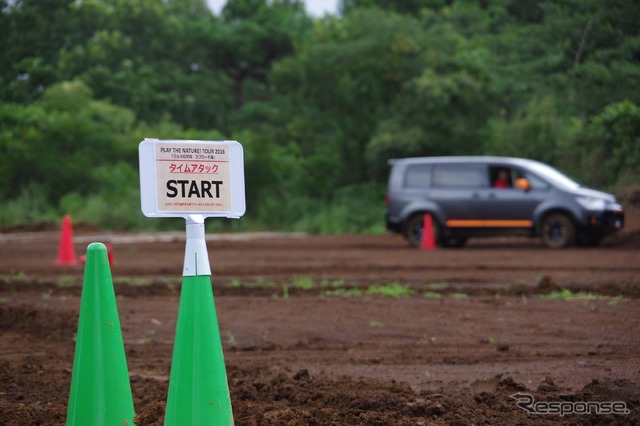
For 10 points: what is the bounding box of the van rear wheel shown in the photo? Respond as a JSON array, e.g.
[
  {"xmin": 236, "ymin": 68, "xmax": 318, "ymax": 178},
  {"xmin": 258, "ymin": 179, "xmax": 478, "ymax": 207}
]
[
  {"xmin": 404, "ymin": 214, "xmax": 467, "ymax": 248},
  {"xmin": 404, "ymin": 214, "xmax": 438, "ymax": 248},
  {"xmin": 541, "ymin": 213, "xmax": 576, "ymax": 248}
]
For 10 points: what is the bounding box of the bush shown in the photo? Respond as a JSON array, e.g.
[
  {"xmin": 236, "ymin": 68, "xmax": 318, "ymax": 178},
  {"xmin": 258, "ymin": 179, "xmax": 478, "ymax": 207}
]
[
  {"xmin": 292, "ymin": 183, "xmax": 386, "ymax": 234},
  {"xmin": 0, "ymin": 184, "xmax": 57, "ymax": 227},
  {"xmin": 561, "ymin": 100, "xmax": 640, "ymax": 188}
]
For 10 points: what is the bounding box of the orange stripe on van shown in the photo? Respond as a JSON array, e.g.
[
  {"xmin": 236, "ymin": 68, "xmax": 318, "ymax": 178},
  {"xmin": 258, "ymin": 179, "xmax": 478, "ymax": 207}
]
[
  {"xmin": 446, "ymin": 220, "xmax": 533, "ymax": 228},
  {"xmin": 446, "ymin": 220, "xmax": 484, "ymax": 227}
]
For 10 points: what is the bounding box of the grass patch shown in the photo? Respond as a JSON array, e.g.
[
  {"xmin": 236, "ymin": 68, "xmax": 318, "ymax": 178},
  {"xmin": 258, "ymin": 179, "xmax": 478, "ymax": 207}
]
[
  {"xmin": 0, "ymin": 271, "xmax": 28, "ymax": 281},
  {"xmin": 114, "ymin": 277, "xmax": 155, "ymax": 287},
  {"xmin": 229, "ymin": 277, "xmax": 277, "ymax": 288},
  {"xmin": 449, "ymin": 293, "xmax": 469, "ymax": 299},
  {"xmin": 322, "ymin": 282, "xmax": 413, "ymax": 298},
  {"xmin": 290, "ymin": 275, "xmax": 316, "ymax": 290},
  {"xmin": 227, "ymin": 279, "xmax": 477, "ymax": 301},
  {"xmin": 230, "ymin": 276, "xmax": 348, "ymax": 294},
  {"xmin": 56, "ymin": 275, "xmax": 77, "ymax": 288},
  {"xmin": 319, "ymin": 278, "xmax": 346, "ymax": 288},
  {"xmin": 365, "ymin": 282, "xmax": 413, "ymax": 298},
  {"xmin": 321, "ymin": 288, "xmax": 364, "ymax": 297},
  {"xmin": 226, "ymin": 331, "xmax": 237, "ymax": 347},
  {"xmin": 289, "ymin": 276, "xmax": 347, "ymax": 290},
  {"xmin": 539, "ymin": 288, "xmax": 624, "ymax": 306},
  {"xmin": 425, "ymin": 282, "xmax": 448, "ymax": 291}
]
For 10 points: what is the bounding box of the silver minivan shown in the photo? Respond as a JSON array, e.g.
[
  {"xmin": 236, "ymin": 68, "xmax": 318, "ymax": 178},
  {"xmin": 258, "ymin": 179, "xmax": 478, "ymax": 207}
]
[{"xmin": 385, "ymin": 156, "xmax": 625, "ymax": 248}]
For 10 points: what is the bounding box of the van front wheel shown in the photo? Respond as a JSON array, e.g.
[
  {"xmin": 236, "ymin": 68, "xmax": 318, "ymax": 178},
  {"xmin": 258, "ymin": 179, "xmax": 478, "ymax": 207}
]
[{"xmin": 541, "ymin": 213, "xmax": 576, "ymax": 248}]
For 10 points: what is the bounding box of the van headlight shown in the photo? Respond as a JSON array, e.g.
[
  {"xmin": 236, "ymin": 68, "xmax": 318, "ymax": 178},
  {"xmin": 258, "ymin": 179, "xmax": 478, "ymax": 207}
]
[
  {"xmin": 575, "ymin": 196, "xmax": 606, "ymax": 211},
  {"xmin": 611, "ymin": 203, "xmax": 623, "ymax": 212}
]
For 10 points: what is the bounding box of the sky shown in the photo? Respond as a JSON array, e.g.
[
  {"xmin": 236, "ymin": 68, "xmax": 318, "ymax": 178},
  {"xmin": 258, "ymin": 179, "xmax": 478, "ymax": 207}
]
[{"xmin": 206, "ymin": 0, "xmax": 340, "ymax": 17}]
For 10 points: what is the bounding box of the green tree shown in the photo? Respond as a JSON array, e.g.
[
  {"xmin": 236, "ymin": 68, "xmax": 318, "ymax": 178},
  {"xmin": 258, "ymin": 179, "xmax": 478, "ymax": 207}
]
[
  {"xmin": 576, "ymin": 100, "xmax": 640, "ymax": 187},
  {"xmin": 485, "ymin": 96, "xmax": 582, "ymax": 167},
  {"xmin": 0, "ymin": 0, "xmax": 74, "ymax": 103},
  {"xmin": 484, "ymin": 0, "xmax": 640, "ymax": 117},
  {"xmin": 205, "ymin": 0, "xmax": 310, "ymax": 113},
  {"xmin": 271, "ymin": 9, "xmax": 430, "ymax": 193},
  {"xmin": 56, "ymin": 0, "xmax": 232, "ymax": 130},
  {"xmin": 366, "ymin": 6, "xmax": 493, "ymax": 177},
  {"xmin": 341, "ymin": 0, "xmax": 452, "ymax": 15},
  {"xmin": 0, "ymin": 80, "xmax": 135, "ymax": 203}
]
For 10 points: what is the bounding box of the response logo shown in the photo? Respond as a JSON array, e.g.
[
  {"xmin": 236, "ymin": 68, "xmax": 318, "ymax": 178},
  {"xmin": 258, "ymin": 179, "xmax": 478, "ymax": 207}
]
[{"xmin": 510, "ymin": 392, "xmax": 630, "ymax": 416}]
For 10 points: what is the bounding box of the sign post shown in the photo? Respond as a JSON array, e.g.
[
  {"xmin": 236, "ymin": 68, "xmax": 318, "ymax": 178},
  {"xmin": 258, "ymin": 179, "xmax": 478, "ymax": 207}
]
[{"xmin": 139, "ymin": 138, "xmax": 245, "ymax": 425}]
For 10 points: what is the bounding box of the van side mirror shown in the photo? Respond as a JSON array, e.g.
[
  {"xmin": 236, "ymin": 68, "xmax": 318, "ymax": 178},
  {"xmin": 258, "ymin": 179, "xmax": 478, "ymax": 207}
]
[{"xmin": 515, "ymin": 178, "xmax": 531, "ymax": 191}]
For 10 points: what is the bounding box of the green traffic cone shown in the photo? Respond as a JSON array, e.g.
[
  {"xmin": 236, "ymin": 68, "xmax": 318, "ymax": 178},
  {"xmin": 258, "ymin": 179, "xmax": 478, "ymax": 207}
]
[
  {"xmin": 164, "ymin": 274, "xmax": 233, "ymax": 425},
  {"xmin": 67, "ymin": 242, "xmax": 136, "ymax": 426},
  {"xmin": 164, "ymin": 219, "xmax": 233, "ymax": 425}
]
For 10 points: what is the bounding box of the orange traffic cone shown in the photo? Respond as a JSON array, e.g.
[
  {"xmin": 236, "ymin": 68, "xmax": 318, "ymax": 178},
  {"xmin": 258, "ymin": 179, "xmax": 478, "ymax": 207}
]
[
  {"xmin": 106, "ymin": 243, "xmax": 114, "ymax": 267},
  {"xmin": 420, "ymin": 213, "xmax": 436, "ymax": 250},
  {"xmin": 56, "ymin": 215, "xmax": 78, "ymax": 266}
]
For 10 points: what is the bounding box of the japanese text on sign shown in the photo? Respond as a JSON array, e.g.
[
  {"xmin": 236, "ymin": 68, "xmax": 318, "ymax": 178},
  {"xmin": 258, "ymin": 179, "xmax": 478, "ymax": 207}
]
[{"xmin": 156, "ymin": 142, "xmax": 231, "ymax": 213}]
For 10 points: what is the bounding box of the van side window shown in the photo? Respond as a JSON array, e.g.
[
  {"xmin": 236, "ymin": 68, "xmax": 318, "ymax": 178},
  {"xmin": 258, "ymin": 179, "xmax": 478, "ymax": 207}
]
[
  {"xmin": 508, "ymin": 169, "xmax": 549, "ymax": 189},
  {"xmin": 433, "ymin": 164, "xmax": 487, "ymax": 188},
  {"xmin": 522, "ymin": 171, "xmax": 549, "ymax": 189},
  {"xmin": 404, "ymin": 164, "xmax": 433, "ymax": 188}
]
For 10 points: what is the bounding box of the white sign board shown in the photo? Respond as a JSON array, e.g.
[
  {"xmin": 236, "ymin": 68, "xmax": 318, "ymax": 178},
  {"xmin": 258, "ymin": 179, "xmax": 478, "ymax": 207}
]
[{"xmin": 139, "ymin": 139, "xmax": 245, "ymax": 218}]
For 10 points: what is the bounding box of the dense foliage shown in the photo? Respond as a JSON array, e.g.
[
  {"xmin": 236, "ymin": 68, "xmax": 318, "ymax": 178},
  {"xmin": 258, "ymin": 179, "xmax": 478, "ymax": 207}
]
[{"xmin": 1, "ymin": 0, "xmax": 639, "ymax": 232}]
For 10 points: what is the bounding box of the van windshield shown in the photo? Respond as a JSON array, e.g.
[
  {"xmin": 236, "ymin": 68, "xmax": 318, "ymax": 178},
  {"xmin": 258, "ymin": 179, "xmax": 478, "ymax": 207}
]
[{"xmin": 525, "ymin": 161, "xmax": 581, "ymax": 190}]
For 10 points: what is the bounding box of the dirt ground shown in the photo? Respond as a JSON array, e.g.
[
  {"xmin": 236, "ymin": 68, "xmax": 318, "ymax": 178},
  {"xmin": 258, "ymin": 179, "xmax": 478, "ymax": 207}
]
[{"xmin": 1, "ymin": 209, "xmax": 639, "ymax": 425}]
